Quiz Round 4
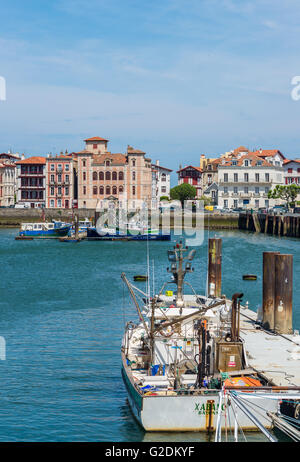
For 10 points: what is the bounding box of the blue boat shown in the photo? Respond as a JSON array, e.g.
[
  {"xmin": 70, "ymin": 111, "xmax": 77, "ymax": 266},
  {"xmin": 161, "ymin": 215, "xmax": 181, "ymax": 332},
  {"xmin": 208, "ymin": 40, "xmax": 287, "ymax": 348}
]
[
  {"xmin": 87, "ymin": 225, "xmax": 171, "ymax": 241},
  {"xmin": 19, "ymin": 220, "xmax": 72, "ymax": 237}
]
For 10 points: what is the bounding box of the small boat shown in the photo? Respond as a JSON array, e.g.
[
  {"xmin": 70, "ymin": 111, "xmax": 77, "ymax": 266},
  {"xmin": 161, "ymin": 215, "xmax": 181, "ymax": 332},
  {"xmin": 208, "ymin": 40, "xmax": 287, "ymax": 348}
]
[
  {"xmin": 243, "ymin": 274, "xmax": 257, "ymax": 281},
  {"xmin": 134, "ymin": 275, "xmax": 148, "ymax": 282},
  {"xmin": 19, "ymin": 220, "xmax": 71, "ymax": 237},
  {"xmin": 87, "ymin": 222, "xmax": 171, "ymax": 241}
]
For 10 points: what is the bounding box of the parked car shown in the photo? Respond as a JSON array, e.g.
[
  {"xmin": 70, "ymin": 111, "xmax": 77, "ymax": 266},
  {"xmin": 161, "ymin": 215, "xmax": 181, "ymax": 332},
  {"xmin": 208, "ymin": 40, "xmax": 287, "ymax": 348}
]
[
  {"xmin": 293, "ymin": 207, "xmax": 300, "ymax": 214},
  {"xmin": 14, "ymin": 203, "xmax": 30, "ymax": 209}
]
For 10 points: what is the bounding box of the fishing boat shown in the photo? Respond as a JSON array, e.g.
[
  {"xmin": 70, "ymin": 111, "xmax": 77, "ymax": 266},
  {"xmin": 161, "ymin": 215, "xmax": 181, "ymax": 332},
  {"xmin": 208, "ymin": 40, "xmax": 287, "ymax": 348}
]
[
  {"xmin": 121, "ymin": 241, "xmax": 300, "ymax": 433},
  {"xmin": 69, "ymin": 217, "xmax": 93, "ymax": 234},
  {"xmin": 87, "ymin": 221, "xmax": 171, "ymax": 241},
  {"xmin": 19, "ymin": 220, "xmax": 71, "ymax": 237}
]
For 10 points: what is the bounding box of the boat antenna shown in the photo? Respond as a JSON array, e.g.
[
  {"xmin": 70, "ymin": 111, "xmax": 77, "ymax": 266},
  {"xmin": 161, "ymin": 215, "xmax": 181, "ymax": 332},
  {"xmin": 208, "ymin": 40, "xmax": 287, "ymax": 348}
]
[{"xmin": 167, "ymin": 240, "xmax": 196, "ymax": 310}]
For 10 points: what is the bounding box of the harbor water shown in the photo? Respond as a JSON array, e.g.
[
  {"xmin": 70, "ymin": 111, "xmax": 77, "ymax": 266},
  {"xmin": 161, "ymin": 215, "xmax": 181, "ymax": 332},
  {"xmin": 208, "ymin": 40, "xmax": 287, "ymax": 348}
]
[{"xmin": 0, "ymin": 228, "xmax": 299, "ymax": 442}]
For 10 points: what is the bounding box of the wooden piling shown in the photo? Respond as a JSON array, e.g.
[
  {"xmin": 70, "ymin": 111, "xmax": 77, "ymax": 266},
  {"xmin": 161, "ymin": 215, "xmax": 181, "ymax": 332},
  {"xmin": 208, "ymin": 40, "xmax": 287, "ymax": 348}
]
[
  {"xmin": 274, "ymin": 254, "xmax": 293, "ymax": 334},
  {"xmin": 208, "ymin": 238, "xmax": 222, "ymax": 297},
  {"xmin": 262, "ymin": 252, "xmax": 280, "ymax": 331}
]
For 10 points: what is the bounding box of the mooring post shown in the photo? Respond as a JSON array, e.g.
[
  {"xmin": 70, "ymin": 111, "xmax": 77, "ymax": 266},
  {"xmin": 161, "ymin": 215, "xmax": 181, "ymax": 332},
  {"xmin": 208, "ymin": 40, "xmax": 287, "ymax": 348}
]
[
  {"xmin": 208, "ymin": 238, "xmax": 222, "ymax": 297},
  {"xmin": 262, "ymin": 252, "xmax": 280, "ymax": 330},
  {"xmin": 274, "ymin": 254, "xmax": 293, "ymax": 334},
  {"xmin": 75, "ymin": 214, "xmax": 79, "ymax": 240}
]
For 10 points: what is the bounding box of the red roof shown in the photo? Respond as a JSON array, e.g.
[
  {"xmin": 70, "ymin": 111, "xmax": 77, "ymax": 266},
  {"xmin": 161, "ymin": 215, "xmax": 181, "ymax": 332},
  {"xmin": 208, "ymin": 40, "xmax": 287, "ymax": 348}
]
[
  {"xmin": 84, "ymin": 136, "xmax": 109, "ymax": 142},
  {"xmin": 127, "ymin": 146, "xmax": 146, "ymax": 154},
  {"xmin": 283, "ymin": 159, "xmax": 300, "ymax": 165},
  {"xmin": 220, "ymin": 153, "xmax": 272, "ymax": 167},
  {"xmin": 93, "ymin": 152, "xmax": 126, "ymax": 165},
  {"xmin": 16, "ymin": 156, "xmax": 46, "ymax": 165},
  {"xmin": 252, "ymin": 149, "xmax": 285, "ymax": 159},
  {"xmin": 177, "ymin": 165, "xmax": 202, "ymax": 173}
]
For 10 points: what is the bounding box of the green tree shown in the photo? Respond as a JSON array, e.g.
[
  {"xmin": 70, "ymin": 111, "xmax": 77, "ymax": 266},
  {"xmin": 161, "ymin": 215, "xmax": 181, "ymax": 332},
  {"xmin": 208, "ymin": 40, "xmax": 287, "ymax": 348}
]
[
  {"xmin": 170, "ymin": 184, "xmax": 197, "ymax": 206},
  {"xmin": 268, "ymin": 184, "xmax": 300, "ymax": 208},
  {"xmin": 198, "ymin": 195, "xmax": 212, "ymax": 206}
]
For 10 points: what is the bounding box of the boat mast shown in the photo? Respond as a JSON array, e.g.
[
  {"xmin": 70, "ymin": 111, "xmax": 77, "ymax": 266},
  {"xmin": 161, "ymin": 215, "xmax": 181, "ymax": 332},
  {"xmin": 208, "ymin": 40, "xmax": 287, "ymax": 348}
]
[{"xmin": 167, "ymin": 241, "xmax": 196, "ymax": 310}]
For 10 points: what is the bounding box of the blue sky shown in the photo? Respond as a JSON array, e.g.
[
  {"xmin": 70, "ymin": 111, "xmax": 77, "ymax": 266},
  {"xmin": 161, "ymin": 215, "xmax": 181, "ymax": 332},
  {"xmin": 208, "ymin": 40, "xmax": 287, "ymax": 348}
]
[{"xmin": 1, "ymin": 0, "xmax": 300, "ymax": 179}]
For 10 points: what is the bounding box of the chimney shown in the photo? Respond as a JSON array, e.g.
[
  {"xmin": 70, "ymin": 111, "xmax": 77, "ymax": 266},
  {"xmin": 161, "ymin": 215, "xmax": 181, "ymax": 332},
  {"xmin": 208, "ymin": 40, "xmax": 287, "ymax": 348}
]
[{"xmin": 156, "ymin": 160, "xmax": 159, "ymax": 166}]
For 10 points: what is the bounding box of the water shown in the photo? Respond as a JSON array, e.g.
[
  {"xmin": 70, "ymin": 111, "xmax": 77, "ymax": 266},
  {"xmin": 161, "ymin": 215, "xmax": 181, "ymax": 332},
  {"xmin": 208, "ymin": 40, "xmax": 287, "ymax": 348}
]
[{"xmin": 0, "ymin": 228, "xmax": 299, "ymax": 442}]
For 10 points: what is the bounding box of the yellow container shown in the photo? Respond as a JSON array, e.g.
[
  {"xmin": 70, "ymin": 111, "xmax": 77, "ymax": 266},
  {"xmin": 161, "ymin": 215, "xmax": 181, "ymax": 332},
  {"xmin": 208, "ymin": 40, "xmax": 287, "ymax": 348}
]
[
  {"xmin": 205, "ymin": 205, "xmax": 214, "ymax": 211},
  {"xmin": 165, "ymin": 290, "xmax": 173, "ymax": 297}
]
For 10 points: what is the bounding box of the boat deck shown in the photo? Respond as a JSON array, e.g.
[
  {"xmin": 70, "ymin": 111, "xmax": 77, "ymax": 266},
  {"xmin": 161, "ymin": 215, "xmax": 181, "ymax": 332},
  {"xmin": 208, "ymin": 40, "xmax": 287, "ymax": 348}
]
[{"xmin": 239, "ymin": 307, "xmax": 300, "ymax": 387}]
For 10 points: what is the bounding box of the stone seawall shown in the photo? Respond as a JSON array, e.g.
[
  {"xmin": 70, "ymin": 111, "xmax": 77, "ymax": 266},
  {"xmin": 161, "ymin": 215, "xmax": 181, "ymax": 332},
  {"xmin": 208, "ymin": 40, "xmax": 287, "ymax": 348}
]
[
  {"xmin": 0, "ymin": 209, "xmax": 95, "ymax": 226},
  {"xmin": 0, "ymin": 209, "xmax": 239, "ymax": 230}
]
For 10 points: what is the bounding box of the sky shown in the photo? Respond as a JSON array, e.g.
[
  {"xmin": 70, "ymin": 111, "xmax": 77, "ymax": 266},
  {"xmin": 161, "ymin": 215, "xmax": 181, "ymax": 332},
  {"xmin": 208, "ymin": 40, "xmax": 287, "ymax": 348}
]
[{"xmin": 1, "ymin": 0, "xmax": 300, "ymax": 182}]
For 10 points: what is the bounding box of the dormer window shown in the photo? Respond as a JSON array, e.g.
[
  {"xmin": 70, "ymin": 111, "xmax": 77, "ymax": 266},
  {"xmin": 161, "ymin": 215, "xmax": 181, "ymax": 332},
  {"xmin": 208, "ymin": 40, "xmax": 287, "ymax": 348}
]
[
  {"xmin": 105, "ymin": 160, "xmax": 110, "ymax": 166},
  {"xmin": 257, "ymin": 161, "xmax": 262, "ymax": 166},
  {"xmin": 232, "ymin": 160, "xmax": 237, "ymax": 166},
  {"xmin": 244, "ymin": 160, "xmax": 249, "ymax": 167}
]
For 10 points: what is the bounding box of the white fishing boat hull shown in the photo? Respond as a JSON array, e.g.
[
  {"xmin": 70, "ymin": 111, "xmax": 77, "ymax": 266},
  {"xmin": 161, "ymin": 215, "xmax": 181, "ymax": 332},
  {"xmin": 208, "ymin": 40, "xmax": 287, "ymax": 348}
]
[{"xmin": 121, "ymin": 355, "xmax": 277, "ymax": 432}]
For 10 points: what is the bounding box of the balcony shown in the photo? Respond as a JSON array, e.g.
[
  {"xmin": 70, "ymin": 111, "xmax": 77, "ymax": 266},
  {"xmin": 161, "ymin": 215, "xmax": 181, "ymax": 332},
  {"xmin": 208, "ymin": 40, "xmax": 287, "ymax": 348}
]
[{"xmin": 219, "ymin": 180, "xmax": 273, "ymax": 186}]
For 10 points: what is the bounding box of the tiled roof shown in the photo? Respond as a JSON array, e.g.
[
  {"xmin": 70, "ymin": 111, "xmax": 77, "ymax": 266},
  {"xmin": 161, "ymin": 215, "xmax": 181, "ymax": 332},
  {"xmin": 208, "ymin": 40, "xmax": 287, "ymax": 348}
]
[
  {"xmin": 283, "ymin": 159, "xmax": 300, "ymax": 165},
  {"xmin": 233, "ymin": 146, "xmax": 249, "ymax": 154},
  {"xmin": 252, "ymin": 149, "xmax": 285, "ymax": 159},
  {"xmin": 84, "ymin": 136, "xmax": 109, "ymax": 142},
  {"xmin": 151, "ymin": 164, "xmax": 172, "ymax": 172},
  {"xmin": 15, "ymin": 156, "xmax": 46, "ymax": 165},
  {"xmin": 46, "ymin": 155, "xmax": 72, "ymax": 161},
  {"xmin": 93, "ymin": 152, "xmax": 126, "ymax": 165},
  {"xmin": 127, "ymin": 146, "xmax": 146, "ymax": 154},
  {"xmin": 177, "ymin": 165, "xmax": 203, "ymax": 173},
  {"xmin": 219, "ymin": 153, "xmax": 272, "ymax": 167}
]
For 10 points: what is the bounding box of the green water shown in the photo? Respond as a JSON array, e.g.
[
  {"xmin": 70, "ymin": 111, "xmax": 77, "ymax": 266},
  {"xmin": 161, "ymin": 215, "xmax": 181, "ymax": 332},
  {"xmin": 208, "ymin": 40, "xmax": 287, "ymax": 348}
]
[{"xmin": 0, "ymin": 228, "xmax": 298, "ymax": 441}]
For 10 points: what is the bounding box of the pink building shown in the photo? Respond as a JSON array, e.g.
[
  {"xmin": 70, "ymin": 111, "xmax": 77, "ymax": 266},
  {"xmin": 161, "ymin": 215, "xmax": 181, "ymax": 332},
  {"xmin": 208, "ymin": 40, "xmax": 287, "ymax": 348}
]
[
  {"xmin": 46, "ymin": 155, "xmax": 74, "ymax": 208},
  {"xmin": 16, "ymin": 157, "xmax": 46, "ymax": 207}
]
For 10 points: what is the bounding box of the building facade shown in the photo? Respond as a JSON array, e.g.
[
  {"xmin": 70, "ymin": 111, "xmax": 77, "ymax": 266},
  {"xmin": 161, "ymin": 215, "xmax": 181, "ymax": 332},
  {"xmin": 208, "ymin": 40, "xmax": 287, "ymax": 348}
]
[
  {"xmin": 283, "ymin": 159, "xmax": 300, "ymax": 185},
  {"xmin": 218, "ymin": 152, "xmax": 284, "ymax": 209},
  {"xmin": 76, "ymin": 137, "xmax": 152, "ymax": 210},
  {"xmin": 177, "ymin": 166, "xmax": 203, "ymax": 197},
  {"xmin": 0, "ymin": 162, "xmax": 16, "ymax": 206},
  {"xmin": 16, "ymin": 157, "xmax": 46, "ymax": 208},
  {"xmin": 46, "ymin": 154, "xmax": 74, "ymax": 208},
  {"xmin": 151, "ymin": 160, "xmax": 172, "ymax": 209}
]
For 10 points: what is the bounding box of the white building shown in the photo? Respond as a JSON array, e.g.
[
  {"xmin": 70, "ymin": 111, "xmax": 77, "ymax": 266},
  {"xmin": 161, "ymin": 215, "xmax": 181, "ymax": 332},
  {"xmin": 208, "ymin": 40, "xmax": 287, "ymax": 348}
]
[
  {"xmin": 218, "ymin": 152, "xmax": 284, "ymax": 209},
  {"xmin": 283, "ymin": 159, "xmax": 300, "ymax": 185},
  {"xmin": 0, "ymin": 162, "xmax": 16, "ymax": 206},
  {"xmin": 151, "ymin": 160, "xmax": 172, "ymax": 209}
]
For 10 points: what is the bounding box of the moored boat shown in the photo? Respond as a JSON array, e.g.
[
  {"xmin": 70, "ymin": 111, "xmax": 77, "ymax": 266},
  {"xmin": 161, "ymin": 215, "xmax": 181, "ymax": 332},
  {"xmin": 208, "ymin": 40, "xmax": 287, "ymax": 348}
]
[
  {"xmin": 87, "ymin": 223, "xmax": 171, "ymax": 240},
  {"xmin": 120, "ymin": 241, "xmax": 300, "ymax": 433},
  {"xmin": 19, "ymin": 220, "xmax": 71, "ymax": 237}
]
